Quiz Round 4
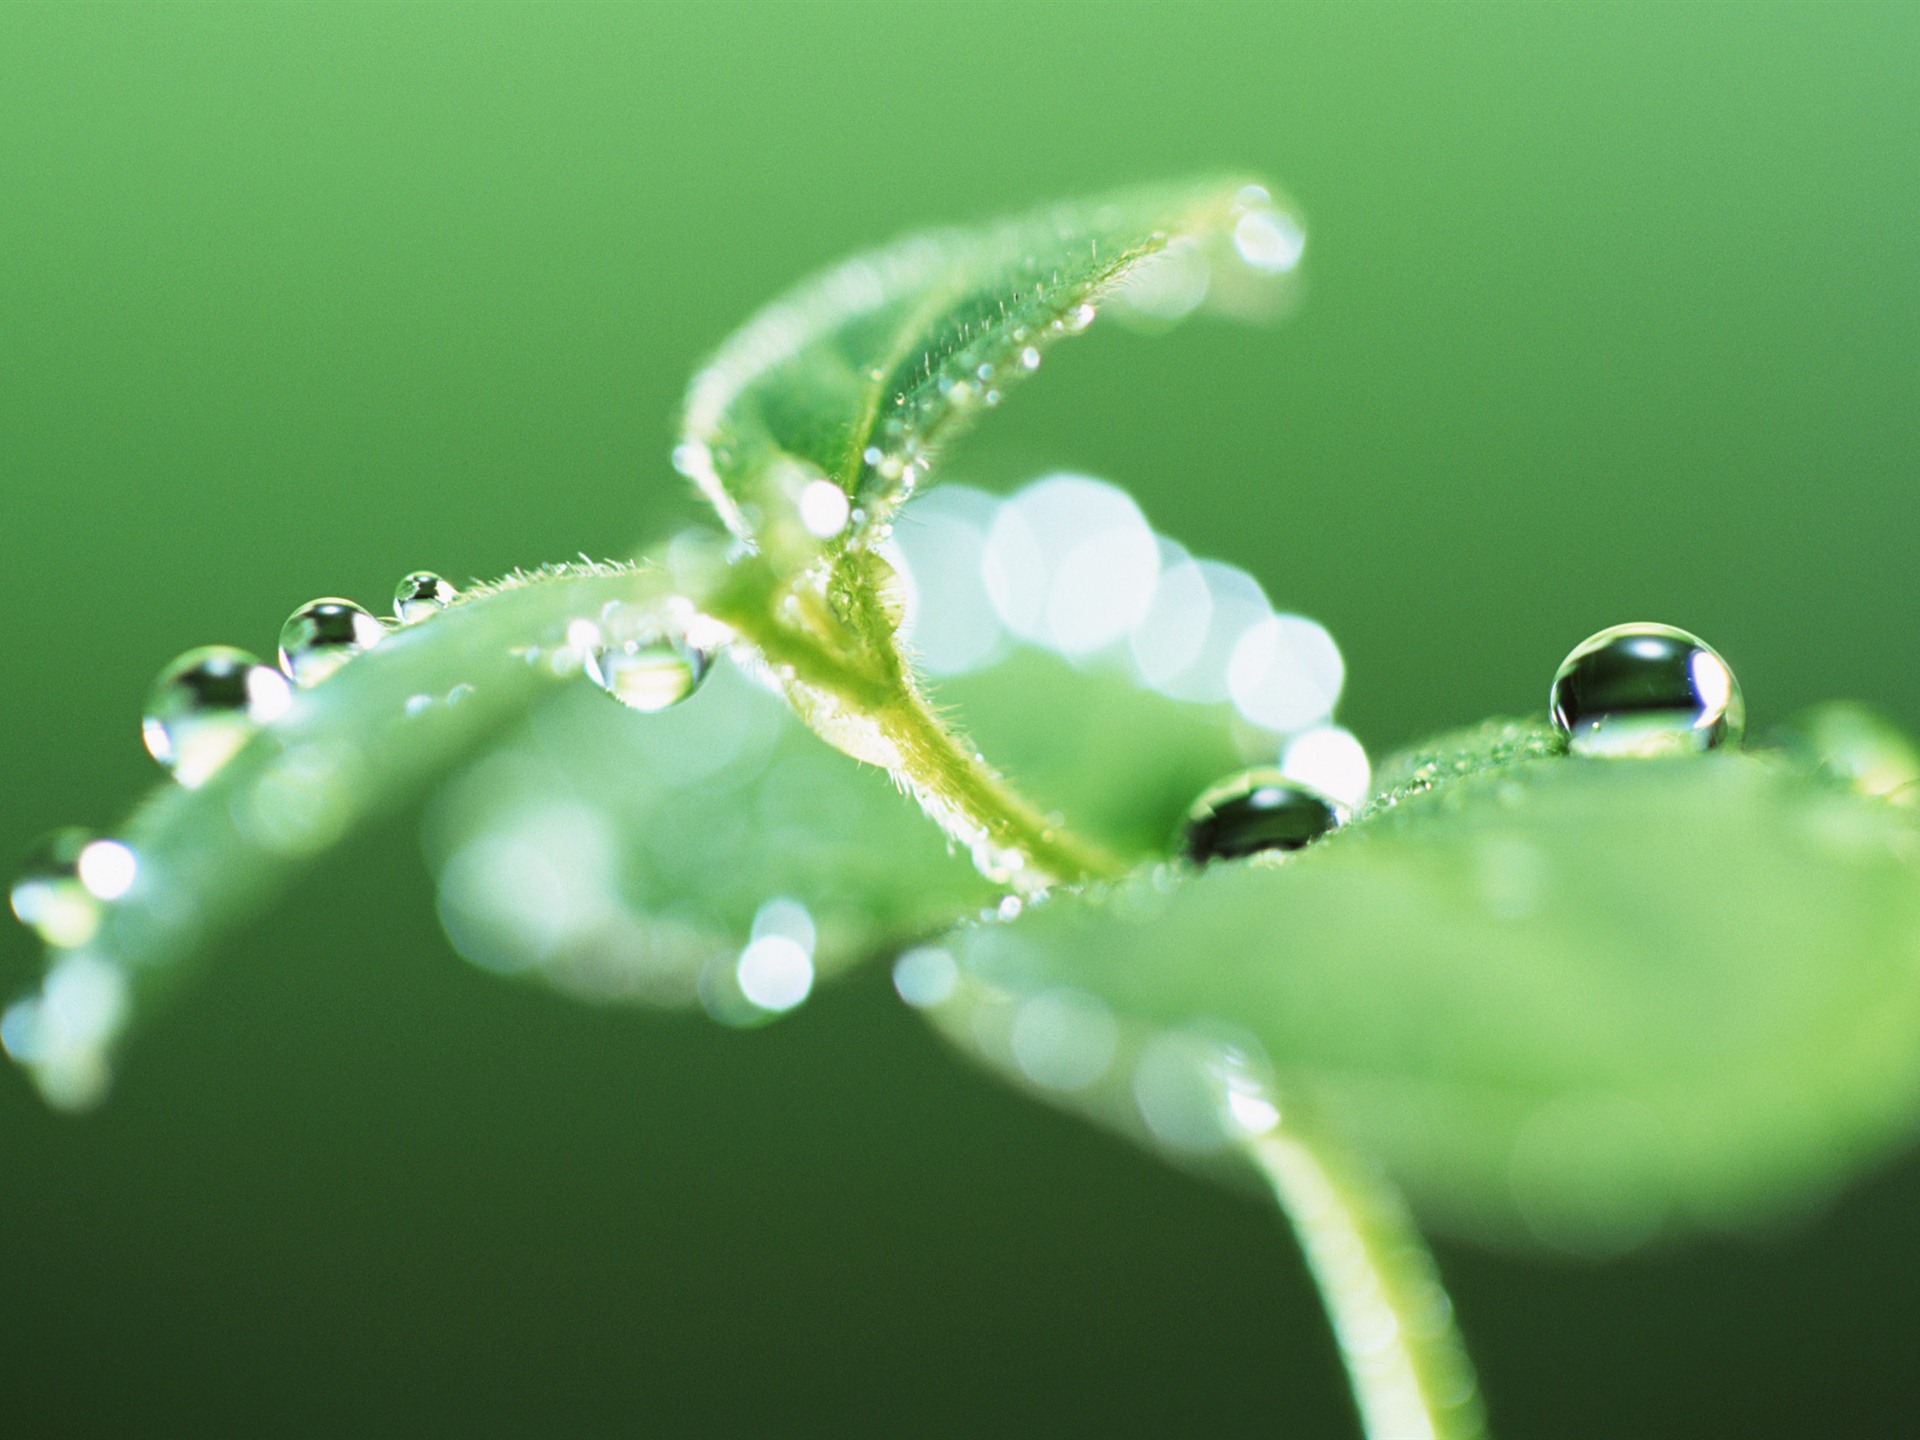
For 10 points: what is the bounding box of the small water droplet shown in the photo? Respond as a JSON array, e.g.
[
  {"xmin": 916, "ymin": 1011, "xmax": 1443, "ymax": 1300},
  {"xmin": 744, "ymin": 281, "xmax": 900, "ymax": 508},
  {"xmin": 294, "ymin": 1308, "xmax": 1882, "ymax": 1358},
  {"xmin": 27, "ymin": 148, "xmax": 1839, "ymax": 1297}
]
[
  {"xmin": 1232, "ymin": 207, "xmax": 1307, "ymax": 274},
  {"xmin": 395, "ymin": 571, "xmax": 459, "ymax": 624},
  {"xmin": 1550, "ymin": 623, "xmax": 1743, "ymax": 758},
  {"xmin": 10, "ymin": 829, "xmax": 107, "ymax": 947},
  {"xmin": 797, "ymin": 479, "xmax": 852, "ymax": 538},
  {"xmin": 143, "ymin": 645, "xmax": 293, "ymax": 787},
  {"xmin": 279, "ymin": 598, "xmax": 385, "ymax": 686},
  {"xmin": 892, "ymin": 946, "xmax": 959, "ymax": 1008},
  {"xmin": 1062, "ymin": 302, "xmax": 1096, "ymax": 333},
  {"xmin": 584, "ymin": 632, "xmax": 712, "ymax": 713},
  {"xmin": 1180, "ymin": 769, "xmax": 1344, "ymax": 864}
]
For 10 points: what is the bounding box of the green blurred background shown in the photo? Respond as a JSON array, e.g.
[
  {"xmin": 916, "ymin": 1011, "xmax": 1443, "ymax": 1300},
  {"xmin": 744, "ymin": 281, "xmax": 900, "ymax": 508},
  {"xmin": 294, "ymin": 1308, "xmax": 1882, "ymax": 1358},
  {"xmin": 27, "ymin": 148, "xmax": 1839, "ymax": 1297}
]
[{"xmin": 3, "ymin": 2, "xmax": 1917, "ymax": 1434}]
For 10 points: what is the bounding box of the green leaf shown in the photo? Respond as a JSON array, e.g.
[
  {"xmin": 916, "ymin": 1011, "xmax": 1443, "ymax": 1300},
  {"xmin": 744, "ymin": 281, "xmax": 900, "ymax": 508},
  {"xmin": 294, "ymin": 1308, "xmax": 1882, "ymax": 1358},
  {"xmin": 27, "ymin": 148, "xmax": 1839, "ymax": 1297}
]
[
  {"xmin": 421, "ymin": 643, "xmax": 1257, "ymax": 1012},
  {"xmin": 674, "ymin": 176, "xmax": 1302, "ymax": 560},
  {"xmin": 5, "ymin": 553, "xmax": 1259, "ymax": 1103},
  {"xmin": 922, "ymin": 727, "xmax": 1920, "ymax": 1254},
  {"xmin": 3, "ymin": 565, "xmax": 676, "ymax": 1106}
]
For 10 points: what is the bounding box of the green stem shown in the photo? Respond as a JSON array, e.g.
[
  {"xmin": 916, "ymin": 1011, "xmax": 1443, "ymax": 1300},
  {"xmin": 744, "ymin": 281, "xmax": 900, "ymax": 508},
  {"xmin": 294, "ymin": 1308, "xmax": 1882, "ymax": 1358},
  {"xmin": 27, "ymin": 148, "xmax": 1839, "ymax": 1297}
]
[
  {"xmin": 875, "ymin": 682, "xmax": 1124, "ymax": 888},
  {"xmin": 1244, "ymin": 1128, "xmax": 1488, "ymax": 1440},
  {"xmin": 704, "ymin": 559, "xmax": 1122, "ymax": 890}
]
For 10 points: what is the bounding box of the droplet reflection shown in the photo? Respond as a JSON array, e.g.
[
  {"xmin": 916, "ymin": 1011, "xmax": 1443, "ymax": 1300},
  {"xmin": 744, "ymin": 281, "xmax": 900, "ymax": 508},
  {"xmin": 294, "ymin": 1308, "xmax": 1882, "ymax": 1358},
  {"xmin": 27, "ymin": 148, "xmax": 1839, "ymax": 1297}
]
[
  {"xmin": 395, "ymin": 571, "xmax": 459, "ymax": 624},
  {"xmin": 1550, "ymin": 623, "xmax": 1743, "ymax": 758},
  {"xmin": 142, "ymin": 645, "xmax": 293, "ymax": 787},
  {"xmin": 1182, "ymin": 769, "xmax": 1345, "ymax": 864},
  {"xmin": 279, "ymin": 598, "xmax": 386, "ymax": 687}
]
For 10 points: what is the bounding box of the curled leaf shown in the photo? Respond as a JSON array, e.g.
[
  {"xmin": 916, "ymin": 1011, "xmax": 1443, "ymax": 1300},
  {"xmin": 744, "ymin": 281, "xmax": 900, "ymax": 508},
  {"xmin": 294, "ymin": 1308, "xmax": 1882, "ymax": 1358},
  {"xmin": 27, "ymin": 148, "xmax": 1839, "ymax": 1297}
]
[{"xmin": 674, "ymin": 176, "xmax": 1303, "ymax": 559}]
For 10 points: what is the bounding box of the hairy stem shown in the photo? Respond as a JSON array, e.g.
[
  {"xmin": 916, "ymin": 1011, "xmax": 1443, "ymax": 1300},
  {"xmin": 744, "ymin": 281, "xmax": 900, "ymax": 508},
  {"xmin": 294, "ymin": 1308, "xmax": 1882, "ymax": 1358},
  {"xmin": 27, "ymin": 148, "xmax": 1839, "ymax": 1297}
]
[
  {"xmin": 704, "ymin": 557, "xmax": 1122, "ymax": 890},
  {"xmin": 1244, "ymin": 1128, "xmax": 1488, "ymax": 1440},
  {"xmin": 876, "ymin": 680, "xmax": 1124, "ymax": 889}
]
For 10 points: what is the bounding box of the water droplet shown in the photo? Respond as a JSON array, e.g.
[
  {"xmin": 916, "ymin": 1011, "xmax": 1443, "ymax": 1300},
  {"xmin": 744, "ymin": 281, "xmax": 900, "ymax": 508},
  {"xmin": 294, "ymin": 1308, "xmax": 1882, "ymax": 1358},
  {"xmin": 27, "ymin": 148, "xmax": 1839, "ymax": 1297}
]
[
  {"xmin": 1232, "ymin": 207, "xmax": 1307, "ymax": 274},
  {"xmin": 278, "ymin": 598, "xmax": 385, "ymax": 686},
  {"xmin": 11, "ymin": 829, "xmax": 103, "ymax": 947},
  {"xmin": 143, "ymin": 645, "xmax": 293, "ymax": 787},
  {"xmin": 1280, "ymin": 726, "xmax": 1372, "ymax": 809},
  {"xmin": 1180, "ymin": 769, "xmax": 1344, "ymax": 864},
  {"xmin": 797, "ymin": 479, "xmax": 851, "ymax": 538},
  {"xmin": 1010, "ymin": 987, "xmax": 1118, "ymax": 1092},
  {"xmin": 892, "ymin": 946, "xmax": 959, "ymax": 1008},
  {"xmin": 1549, "ymin": 623, "xmax": 1744, "ymax": 758},
  {"xmin": 584, "ymin": 632, "xmax": 712, "ymax": 713},
  {"xmin": 735, "ymin": 934, "xmax": 814, "ymax": 1013},
  {"xmin": 395, "ymin": 571, "xmax": 459, "ymax": 624}
]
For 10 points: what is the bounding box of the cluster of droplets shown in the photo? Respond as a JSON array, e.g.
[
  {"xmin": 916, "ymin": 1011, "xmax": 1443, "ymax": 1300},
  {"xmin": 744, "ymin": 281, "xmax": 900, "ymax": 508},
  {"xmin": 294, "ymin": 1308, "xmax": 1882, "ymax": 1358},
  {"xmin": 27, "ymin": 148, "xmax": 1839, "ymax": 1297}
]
[
  {"xmin": 3, "ymin": 568, "xmax": 468, "ymax": 1106},
  {"xmin": 135, "ymin": 570, "xmax": 465, "ymax": 791}
]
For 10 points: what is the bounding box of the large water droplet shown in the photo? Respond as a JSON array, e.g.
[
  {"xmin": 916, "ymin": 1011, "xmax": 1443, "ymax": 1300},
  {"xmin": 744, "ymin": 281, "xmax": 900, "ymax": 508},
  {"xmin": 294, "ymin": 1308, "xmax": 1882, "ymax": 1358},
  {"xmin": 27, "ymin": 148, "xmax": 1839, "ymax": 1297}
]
[
  {"xmin": 143, "ymin": 645, "xmax": 293, "ymax": 787},
  {"xmin": 1550, "ymin": 623, "xmax": 1744, "ymax": 758},
  {"xmin": 279, "ymin": 598, "xmax": 385, "ymax": 686},
  {"xmin": 584, "ymin": 632, "xmax": 712, "ymax": 713},
  {"xmin": 395, "ymin": 571, "xmax": 459, "ymax": 624},
  {"xmin": 1180, "ymin": 769, "xmax": 1344, "ymax": 864}
]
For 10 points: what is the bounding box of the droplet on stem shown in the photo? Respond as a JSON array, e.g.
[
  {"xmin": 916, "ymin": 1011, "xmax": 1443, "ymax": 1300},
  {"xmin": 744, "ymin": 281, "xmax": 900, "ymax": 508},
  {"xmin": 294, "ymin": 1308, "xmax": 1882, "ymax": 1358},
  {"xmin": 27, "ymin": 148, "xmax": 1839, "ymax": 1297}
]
[
  {"xmin": 142, "ymin": 645, "xmax": 293, "ymax": 787},
  {"xmin": 1550, "ymin": 623, "xmax": 1743, "ymax": 759},
  {"xmin": 1180, "ymin": 770, "xmax": 1345, "ymax": 864},
  {"xmin": 279, "ymin": 598, "xmax": 385, "ymax": 686},
  {"xmin": 395, "ymin": 571, "xmax": 459, "ymax": 624}
]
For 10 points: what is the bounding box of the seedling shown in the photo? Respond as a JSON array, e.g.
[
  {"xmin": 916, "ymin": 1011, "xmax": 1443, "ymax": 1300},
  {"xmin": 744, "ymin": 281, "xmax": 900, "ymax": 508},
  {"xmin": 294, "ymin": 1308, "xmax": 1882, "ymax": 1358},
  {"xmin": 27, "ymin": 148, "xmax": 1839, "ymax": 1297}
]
[{"xmin": 14, "ymin": 177, "xmax": 1920, "ymax": 1440}]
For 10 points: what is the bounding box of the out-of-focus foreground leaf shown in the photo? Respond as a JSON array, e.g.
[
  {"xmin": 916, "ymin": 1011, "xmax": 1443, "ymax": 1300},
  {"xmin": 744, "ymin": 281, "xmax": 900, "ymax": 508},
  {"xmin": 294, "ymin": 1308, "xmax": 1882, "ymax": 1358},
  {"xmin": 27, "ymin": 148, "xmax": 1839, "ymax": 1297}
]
[
  {"xmin": 925, "ymin": 725, "xmax": 1920, "ymax": 1254},
  {"xmin": 423, "ymin": 644, "xmax": 1255, "ymax": 1019}
]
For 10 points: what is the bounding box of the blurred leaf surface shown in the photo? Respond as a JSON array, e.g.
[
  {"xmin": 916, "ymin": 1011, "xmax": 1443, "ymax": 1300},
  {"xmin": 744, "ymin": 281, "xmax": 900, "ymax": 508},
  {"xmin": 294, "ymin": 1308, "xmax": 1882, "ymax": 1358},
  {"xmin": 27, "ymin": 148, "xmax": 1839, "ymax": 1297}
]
[
  {"xmin": 424, "ymin": 645, "xmax": 1258, "ymax": 1012},
  {"xmin": 938, "ymin": 731, "xmax": 1920, "ymax": 1252}
]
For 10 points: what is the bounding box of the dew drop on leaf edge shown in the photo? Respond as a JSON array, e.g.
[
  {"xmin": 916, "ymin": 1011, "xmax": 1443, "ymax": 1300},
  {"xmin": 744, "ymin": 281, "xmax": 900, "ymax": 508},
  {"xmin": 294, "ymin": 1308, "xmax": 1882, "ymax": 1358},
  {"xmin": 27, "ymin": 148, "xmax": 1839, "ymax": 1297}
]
[
  {"xmin": 395, "ymin": 571, "xmax": 459, "ymax": 624},
  {"xmin": 142, "ymin": 645, "xmax": 294, "ymax": 788},
  {"xmin": 278, "ymin": 598, "xmax": 386, "ymax": 687},
  {"xmin": 11, "ymin": 829, "xmax": 97, "ymax": 948},
  {"xmin": 1180, "ymin": 769, "xmax": 1345, "ymax": 864},
  {"xmin": 583, "ymin": 634, "xmax": 713, "ymax": 714},
  {"xmin": 1550, "ymin": 623, "xmax": 1744, "ymax": 759}
]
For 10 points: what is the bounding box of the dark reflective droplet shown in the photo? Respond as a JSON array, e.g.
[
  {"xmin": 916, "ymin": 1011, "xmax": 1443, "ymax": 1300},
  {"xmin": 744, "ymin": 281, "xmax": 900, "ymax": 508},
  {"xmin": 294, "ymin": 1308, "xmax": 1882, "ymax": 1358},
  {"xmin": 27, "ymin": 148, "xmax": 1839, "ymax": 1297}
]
[
  {"xmin": 395, "ymin": 571, "xmax": 458, "ymax": 624},
  {"xmin": 143, "ymin": 645, "xmax": 294, "ymax": 787},
  {"xmin": 1550, "ymin": 623, "xmax": 1744, "ymax": 759},
  {"xmin": 279, "ymin": 598, "xmax": 385, "ymax": 687},
  {"xmin": 1180, "ymin": 770, "xmax": 1344, "ymax": 864}
]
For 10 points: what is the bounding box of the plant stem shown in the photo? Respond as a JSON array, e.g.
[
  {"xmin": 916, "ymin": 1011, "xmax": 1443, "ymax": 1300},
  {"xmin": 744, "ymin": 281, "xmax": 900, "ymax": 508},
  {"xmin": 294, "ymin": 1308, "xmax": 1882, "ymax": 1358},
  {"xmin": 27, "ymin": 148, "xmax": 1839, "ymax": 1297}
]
[
  {"xmin": 1244, "ymin": 1127, "xmax": 1488, "ymax": 1440},
  {"xmin": 706, "ymin": 559, "xmax": 1124, "ymax": 891},
  {"xmin": 876, "ymin": 681, "xmax": 1124, "ymax": 889}
]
